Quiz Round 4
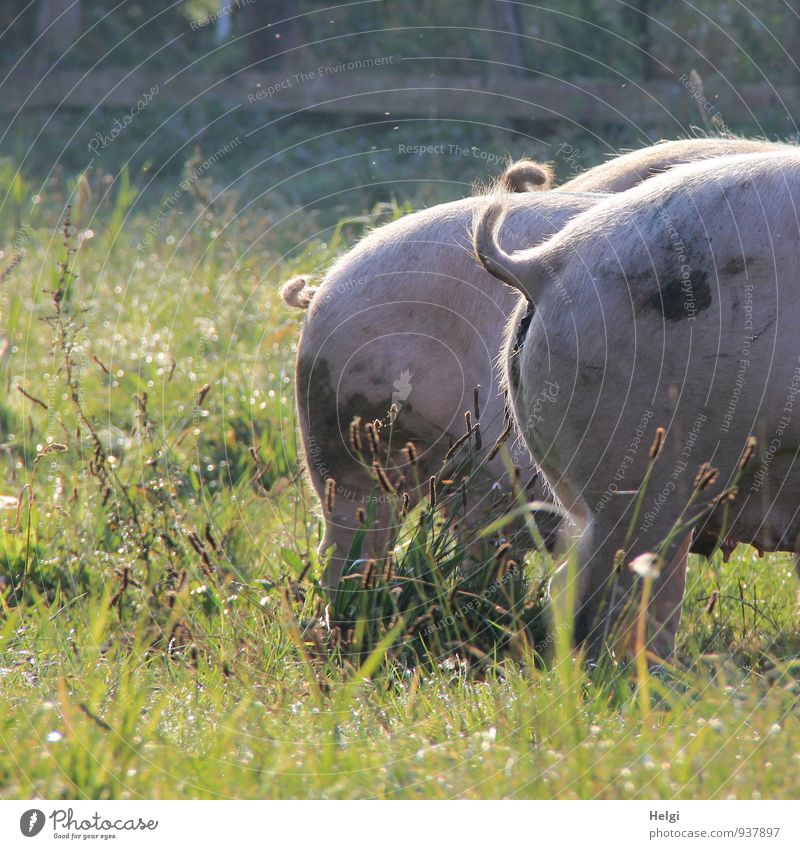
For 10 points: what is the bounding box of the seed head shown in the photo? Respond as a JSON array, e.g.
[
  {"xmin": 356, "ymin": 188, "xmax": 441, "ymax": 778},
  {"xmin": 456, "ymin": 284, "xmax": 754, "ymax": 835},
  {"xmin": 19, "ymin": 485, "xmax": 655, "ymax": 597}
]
[
  {"xmin": 487, "ymin": 417, "xmax": 513, "ymax": 461},
  {"xmin": 428, "ymin": 475, "xmax": 437, "ymax": 509},
  {"xmin": 366, "ymin": 421, "xmax": 381, "ymax": 455},
  {"xmin": 384, "ymin": 551, "xmax": 395, "ymax": 583},
  {"xmin": 444, "ymin": 429, "xmax": 471, "ymax": 460},
  {"xmin": 325, "ymin": 478, "xmax": 336, "ymax": 513},
  {"xmin": 712, "ymin": 485, "xmax": 738, "ymax": 505},
  {"xmin": 739, "ymin": 435, "xmax": 757, "ymax": 469},
  {"xmin": 649, "ymin": 426, "xmax": 666, "ymax": 460},
  {"xmin": 405, "ymin": 441, "xmax": 417, "ymax": 465},
  {"xmin": 694, "ymin": 462, "xmax": 719, "ymax": 491},
  {"xmin": 363, "ymin": 559, "xmax": 376, "ymax": 588},
  {"xmin": 195, "ymin": 383, "xmax": 211, "ymax": 407},
  {"xmin": 372, "ymin": 460, "xmax": 395, "ymax": 494},
  {"xmin": 349, "ymin": 417, "xmax": 362, "ymax": 452},
  {"xmin": 41, "ymin": 442, "xmax": 67, "ymax": 455}
]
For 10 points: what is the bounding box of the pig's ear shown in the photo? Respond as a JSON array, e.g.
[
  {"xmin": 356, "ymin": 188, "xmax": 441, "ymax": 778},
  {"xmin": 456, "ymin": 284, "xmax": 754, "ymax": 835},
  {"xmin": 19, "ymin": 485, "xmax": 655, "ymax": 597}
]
[{"xmin": 472, "ymin": 199, "xmax": 549, "ymax": 303}]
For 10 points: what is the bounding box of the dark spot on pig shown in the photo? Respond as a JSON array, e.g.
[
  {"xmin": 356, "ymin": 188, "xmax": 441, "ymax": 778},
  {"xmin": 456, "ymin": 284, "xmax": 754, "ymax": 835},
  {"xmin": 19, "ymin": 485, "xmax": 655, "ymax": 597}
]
[
  {"xmin": 297, "ymin": 355, "xmax": 369, "ymax": 492},
  {"xmin": 347, "ymin": 392, "xmax": 371, "ymax": 414},
  {"xmin": 647, "ymin": 270, "xmax": 711, "ymax": 321},
  {"xmin": 722, "ymin": 255, "xmax": 752, "ymax": 276},
  {"xmin": 298, "ymin": 357, "xmax": 341, "ymax": 446}
]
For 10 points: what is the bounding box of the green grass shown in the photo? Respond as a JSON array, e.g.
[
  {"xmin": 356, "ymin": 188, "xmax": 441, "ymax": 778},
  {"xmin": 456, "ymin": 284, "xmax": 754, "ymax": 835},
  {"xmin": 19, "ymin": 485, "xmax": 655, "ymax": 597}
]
[{"xmin": 1, "ymin": 160, "xmax": 799, "ymax": 800}]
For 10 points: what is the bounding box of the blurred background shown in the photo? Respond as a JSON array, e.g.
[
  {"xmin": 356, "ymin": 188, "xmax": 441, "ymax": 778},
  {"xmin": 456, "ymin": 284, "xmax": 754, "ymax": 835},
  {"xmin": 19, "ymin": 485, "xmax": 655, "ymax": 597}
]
[{"xmin": 3, "ymin": 0, "xmax": 800, "ymax": 233}]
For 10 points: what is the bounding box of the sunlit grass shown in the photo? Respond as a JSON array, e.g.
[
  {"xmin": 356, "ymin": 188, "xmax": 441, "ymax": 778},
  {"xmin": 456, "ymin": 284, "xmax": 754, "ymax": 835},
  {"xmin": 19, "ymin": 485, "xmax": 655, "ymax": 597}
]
[{"xmin": 0, "ymin": 165, "xmax": 799, "ymax": 799}]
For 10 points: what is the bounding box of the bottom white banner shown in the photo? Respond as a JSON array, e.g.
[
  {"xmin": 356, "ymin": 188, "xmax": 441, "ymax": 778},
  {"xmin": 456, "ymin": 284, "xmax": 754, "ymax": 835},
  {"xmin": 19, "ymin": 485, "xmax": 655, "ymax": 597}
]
[{"xmin": 0, "ymin": 800, "xmax": 797, "ymax": 848}]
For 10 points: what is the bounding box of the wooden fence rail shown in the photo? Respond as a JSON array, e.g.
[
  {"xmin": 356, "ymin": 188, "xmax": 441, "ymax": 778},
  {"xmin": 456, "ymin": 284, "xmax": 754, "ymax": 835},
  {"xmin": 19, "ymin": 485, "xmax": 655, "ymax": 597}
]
[{"xmin": 0, "ymin": 67, "xmax": 797, "ymax": 132}]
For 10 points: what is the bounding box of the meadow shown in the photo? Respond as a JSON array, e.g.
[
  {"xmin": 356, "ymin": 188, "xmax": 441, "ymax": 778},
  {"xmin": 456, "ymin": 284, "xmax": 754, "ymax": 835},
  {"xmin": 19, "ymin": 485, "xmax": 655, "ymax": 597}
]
[{"xmin": 0, "ymin": 148, "xmax": 799, "ymax": 801}]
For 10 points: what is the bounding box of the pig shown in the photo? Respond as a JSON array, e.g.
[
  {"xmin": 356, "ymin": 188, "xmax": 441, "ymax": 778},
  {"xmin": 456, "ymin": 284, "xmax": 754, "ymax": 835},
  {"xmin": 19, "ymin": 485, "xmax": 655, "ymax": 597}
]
[
  {"xmin": 285, "ymin": 138, "xmax": 789, "ymax": 592},
  {"xmin": 502, "ymin": 137, "xmax": 790, "ymax": 193},
  {"xmin": 473, "ymin": 149, "xmax": 800, "ymax": 660},
  {"xmin": 283, "ymin": 191, "xmax": 601, "ymax": 589}
]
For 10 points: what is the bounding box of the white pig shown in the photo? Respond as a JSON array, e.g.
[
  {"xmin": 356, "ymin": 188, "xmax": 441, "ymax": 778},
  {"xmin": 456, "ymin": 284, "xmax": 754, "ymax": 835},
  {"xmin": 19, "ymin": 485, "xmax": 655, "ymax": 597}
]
[
  {"xmin": 474, "ymin": 150, "xmax": 800, "ymax": 659},
  {"xmin": 503, "ymin": 137, "xmax": 789, "ymax": 193},
  {"xmin": 284, "ymin": 191, "xmax": 600, "ymax": 588}
]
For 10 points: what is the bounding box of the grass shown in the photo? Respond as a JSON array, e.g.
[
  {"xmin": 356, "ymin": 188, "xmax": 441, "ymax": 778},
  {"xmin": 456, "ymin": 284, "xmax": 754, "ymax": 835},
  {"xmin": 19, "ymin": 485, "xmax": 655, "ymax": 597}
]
[{"xmin": 1, "ymin": 157, "xmax": 799, "ymax": 800}]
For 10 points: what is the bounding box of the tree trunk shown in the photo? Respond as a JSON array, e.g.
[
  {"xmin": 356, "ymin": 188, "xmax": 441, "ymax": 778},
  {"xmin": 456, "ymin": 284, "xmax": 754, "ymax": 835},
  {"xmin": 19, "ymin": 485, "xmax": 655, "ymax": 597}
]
[
  {"xmin": 36, "ymin": 0, "xmax": 81, "ymax": 59},
  {"xmin": 786, "ymin": 0, "xmax": 800, "ymax": 88},
  {"xmin": 487, "ymin": 0, "xmax": 526, "ymax": 77},
  {"xmin": 241, "ymin": 0, "xmax": 312, "ymax": 69},
  {"xmin": 634, "ymin": 0, "xmax": 658, "ymax": 81}
]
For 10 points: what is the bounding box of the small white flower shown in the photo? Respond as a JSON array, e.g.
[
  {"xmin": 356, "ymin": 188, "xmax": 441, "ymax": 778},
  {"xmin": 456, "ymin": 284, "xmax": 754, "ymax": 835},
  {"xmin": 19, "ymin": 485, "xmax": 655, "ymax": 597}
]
[{"xmin": 630, "ymin": 552, "xmax": 662, "ymax": 579}]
